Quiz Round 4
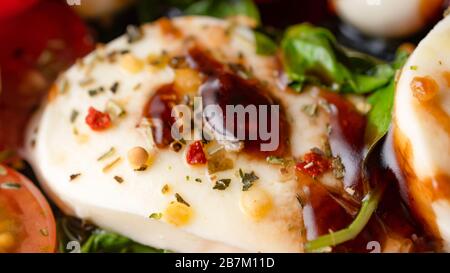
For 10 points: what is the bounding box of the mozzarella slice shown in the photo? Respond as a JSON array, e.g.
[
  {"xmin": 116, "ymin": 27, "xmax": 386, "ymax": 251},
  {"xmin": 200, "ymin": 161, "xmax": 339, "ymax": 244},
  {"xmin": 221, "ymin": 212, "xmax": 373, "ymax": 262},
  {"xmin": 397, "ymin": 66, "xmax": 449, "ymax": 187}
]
[
  {"xmin": 332, "ymin": 0, "xmax": 443, "ymax": 38},
  {"xmin": 393, "ymin": 15, "xmax": 450, "ymax": 250},
  {"xmin": 23, "ymin": 16, "xmax": 338, "ymax": 252}
]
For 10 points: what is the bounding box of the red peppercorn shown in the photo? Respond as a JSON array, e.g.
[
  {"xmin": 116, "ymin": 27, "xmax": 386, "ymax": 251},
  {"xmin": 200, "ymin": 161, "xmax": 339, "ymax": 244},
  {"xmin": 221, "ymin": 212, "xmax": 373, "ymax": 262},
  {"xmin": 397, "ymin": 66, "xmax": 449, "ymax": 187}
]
[
  {"xmin": 296, "ymin": 151, "xmax": 330, "ymax": 178},
  {"xmin": 85, "ymin": 107, "xmax": 111, "ymax": 131},
  {"xmin": 186, "ymin": 141, "xmax": 207, "ymax": 165}
]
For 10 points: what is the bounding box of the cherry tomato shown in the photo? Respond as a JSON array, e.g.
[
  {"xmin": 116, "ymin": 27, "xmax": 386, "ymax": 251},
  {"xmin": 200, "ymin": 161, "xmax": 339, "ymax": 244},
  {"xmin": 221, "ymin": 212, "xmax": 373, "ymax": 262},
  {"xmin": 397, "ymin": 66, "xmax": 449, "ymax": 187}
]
[
  {"xmin": 0, "ymin": 165, "xmax": 56, "ymax": 252},
  {"xmin": 0, "ymin": 0, "xmax": 94, "ymax": 150},
  {"xmin": 0, "ymin": 0, "xmax": 39, "ymax": 19}
]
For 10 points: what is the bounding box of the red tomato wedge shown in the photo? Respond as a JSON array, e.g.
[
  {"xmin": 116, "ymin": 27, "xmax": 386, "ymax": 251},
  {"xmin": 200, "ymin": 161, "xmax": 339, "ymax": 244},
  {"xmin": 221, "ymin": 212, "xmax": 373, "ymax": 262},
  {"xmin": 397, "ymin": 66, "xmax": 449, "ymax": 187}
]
[
  {"xmin": 0, "ymin": 165, "xmax": 56, "ymax": 253},
  {"xmin": 0, "ymin": 0, "xmax": 94, "ymax": 150},
  {"xmin": 0, "ymin": 0, "xmax": 39, "ymax": 19}
]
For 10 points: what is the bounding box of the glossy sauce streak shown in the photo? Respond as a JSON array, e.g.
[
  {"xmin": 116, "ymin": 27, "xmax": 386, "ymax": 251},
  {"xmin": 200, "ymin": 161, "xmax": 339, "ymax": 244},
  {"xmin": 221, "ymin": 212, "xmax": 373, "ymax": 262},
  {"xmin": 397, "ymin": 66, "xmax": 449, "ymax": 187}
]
[
  {"xmin": 356, "ymin": 131, "xmax": 435, "ymax": 252},
  {"xmin": 410, "ymin": 76, "xmax": 450, "ymax": 201},
  {"xmin": 300, "ymin": 91, "xmax": 436, "ymax": 252},
  {"xmin": 423, "ymin": 100, "xmax": 450, "ymax": 138},
  {"xmin": 143, "ymin": 84, "xmax": 179, "ymax": 148},
  {"xmin": 301, "ymin": 177, "xmax": 354, "ymax": 241},
  {"xmin": 322, "ymin": 91, "xmax": 367, "ymax": 194},
  {"xmin": 391, "ymin": 126, "xmax": 444, "ymax": 243},
  {"xmin": 189, "ymin": 47, "xmax": 289, "ymax": 158},
  {"xmin": 144, "ymin": 47, "xmax": 289, "ymax": 157},
  {"xmin": 300, "ymin": 91, "xmax": 366, "ymax": 248}
]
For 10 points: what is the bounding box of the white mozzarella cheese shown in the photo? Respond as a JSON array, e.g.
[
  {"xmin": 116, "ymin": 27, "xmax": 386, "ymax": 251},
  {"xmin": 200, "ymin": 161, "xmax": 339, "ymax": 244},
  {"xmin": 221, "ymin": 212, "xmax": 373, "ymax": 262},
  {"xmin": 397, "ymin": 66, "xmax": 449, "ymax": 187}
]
[
  {"xmin": 332, "ymin": 0, "xmax": 443, "ymax": 38},
  {"xmin": 24, "ymin": 16, "xmax": 336, "ymax": 252},
  {"xmin": 393, "ymin": 15, "xmax": 450, "ymax": 250}
]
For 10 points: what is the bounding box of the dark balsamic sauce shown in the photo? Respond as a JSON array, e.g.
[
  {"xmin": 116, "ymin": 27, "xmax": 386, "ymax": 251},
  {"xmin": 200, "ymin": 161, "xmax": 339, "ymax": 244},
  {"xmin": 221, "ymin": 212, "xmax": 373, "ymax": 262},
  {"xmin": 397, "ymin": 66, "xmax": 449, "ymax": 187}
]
[
  {"xmin": 188, "ymin": 47, "xmax": 289, "ymax": 158},
  {"xmin": 301, "ymin": 90, "xmax": 366, "ymax": 246},
  {"xmin": 302, "ymin": 181, "xmax": 355, "ymax": 241},
  {"xmin": 335, "ymin": 131, "xmax": 433, "ymax": 252},
  {"xmin": 143, "ymin": 84, "xmax": 179, "ymax": 148},
  {"xmin": 301, "ymin": 91, "xmax": 436, "ymax": 252},
  {"xmin": 321, "ymin": 91, "xmax": 366, "ymax": 196},
  {"xmin": 142, "ymin": 47, "xmax": 437, "ymax": 252},
  {"xmin": 144, "ymin": 47, "xmax": 289, "ymax": 157}
]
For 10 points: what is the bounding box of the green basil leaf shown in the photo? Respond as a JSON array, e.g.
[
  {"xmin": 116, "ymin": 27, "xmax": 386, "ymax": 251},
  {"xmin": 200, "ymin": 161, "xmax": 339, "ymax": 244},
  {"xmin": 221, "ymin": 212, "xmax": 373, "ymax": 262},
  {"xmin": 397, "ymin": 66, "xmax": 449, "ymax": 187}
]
[
  {"xmin": 281, "ymin": 24, "xmax": 355, "ymax": 91},
  {"xmin": 365, "ymin": 80, "xmax": 396, "ymax": 146},
  {"xmin": 305, "ymin": 184, "xmax": 385, "ymax": 252},
  {"xmin": 351, "ymin": 63, "xmax": 394, "ymax": 94},
  {"xmin": 281, "ymin": 24, "xmax": 410, "ymax": 149},
  {"xmin": 281, "ymin": 23, "xmax": 399, "ymax": 94},
  {"xmin": 288, "ymin": 81, "xmax": 304, "ymax": 92},
  {"xmin": 185, "ymin": 0, "xmax": 260, "ymax": 25},
  {"xmin": 364, "ymin": 50, "xmax": 410, "ymax": 146},
  {"xmin": 254, "ymin": 31, "xmax": 277, "ymax": 55},
  {"xmin": 81, "ymin": 230, "xmax": 165, "ymax": 253}
]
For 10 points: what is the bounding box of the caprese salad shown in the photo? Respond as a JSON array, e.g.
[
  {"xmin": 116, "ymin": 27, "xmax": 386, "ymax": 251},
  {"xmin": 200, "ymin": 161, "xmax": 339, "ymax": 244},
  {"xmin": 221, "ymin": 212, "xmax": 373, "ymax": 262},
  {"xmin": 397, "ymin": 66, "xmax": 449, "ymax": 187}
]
[{"xmin": 1, "ymin": 0, "xmax": 450, "ymax": 253}]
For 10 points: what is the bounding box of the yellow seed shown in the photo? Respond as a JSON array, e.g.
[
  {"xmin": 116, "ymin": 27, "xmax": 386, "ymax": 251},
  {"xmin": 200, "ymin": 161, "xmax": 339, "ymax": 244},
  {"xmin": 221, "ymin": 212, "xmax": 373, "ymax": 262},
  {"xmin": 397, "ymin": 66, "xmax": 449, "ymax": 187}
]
[
  {"xmin": 163, "ymin": 201, "xmax": 193, "ymax": 227},
  {"xmin": 127, "ymin": 146, "xmax": 149, "ymax": 168},
  {"xmin": 147, "ymin": 54, "xmax": 169, "ymax": 71},
  {"xmin": 0, "ymin": 232, "xmax": 15, "ymax": 250},
  {"xmin": 240, "ymin": 187, "xmax": 273, "ymax": 221},
  {"xmin": 76, "ymin": 134, "xmax": 89, "ymax": 144},
  {"xmin": 174, "ymin": 68, "xmax": 203, "ymax": 94},
  {"xmin": 161, "ymin": 184, "xmax": 170, "ymax": 194},
  {"xmin": 120, "ymin": 53, "xmax": 144, "ymax": 74}
]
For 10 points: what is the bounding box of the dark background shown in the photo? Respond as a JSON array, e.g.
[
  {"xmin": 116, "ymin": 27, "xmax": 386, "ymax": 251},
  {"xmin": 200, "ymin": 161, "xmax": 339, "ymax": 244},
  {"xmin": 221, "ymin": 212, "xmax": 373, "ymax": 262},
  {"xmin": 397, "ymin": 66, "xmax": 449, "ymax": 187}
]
[{"xmin": 88, "ymin": 0, "xmax": 447, "ymax": 60}]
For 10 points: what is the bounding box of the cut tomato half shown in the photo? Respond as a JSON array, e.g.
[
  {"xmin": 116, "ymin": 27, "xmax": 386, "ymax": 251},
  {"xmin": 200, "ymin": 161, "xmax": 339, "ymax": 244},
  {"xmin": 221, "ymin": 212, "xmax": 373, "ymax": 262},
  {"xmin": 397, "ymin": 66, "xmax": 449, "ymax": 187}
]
[{"xmin": 0, "ymin": 165, "xmax": 56, "ymax": 253}]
